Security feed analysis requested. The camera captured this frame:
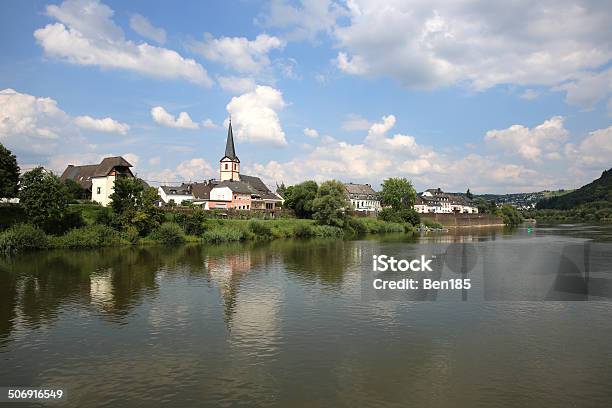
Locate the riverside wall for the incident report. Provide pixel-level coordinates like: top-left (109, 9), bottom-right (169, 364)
top-left (421, 213), bottom-right (504, 227)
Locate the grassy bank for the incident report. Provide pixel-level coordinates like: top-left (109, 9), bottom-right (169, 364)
top-left (0, 214), bottom-right (417, 254)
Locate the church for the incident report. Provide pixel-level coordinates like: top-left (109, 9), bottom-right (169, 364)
top-left (159, 121), bottom-right (283, 211)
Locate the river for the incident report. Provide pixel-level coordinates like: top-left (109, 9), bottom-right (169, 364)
top-left (1, 224), bottom-right (612, 407)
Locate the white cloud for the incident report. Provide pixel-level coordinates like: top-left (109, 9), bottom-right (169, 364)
top-left (565, 125), bottom-right (612, 167)
top-left (484, 116), bottom-right (569, 161)
top-left (129, 13), bottom-right (166, 44)
top-left (34, 0), bottom-right (212, 86)
top-left (202, 118), bottom-right (219, 129)
top-left (217, 76), bottom-right (257, 94)
top-left (341, 113), bottom-right (371, 131)
top-left (74, 115), bottom-right (129, 134)
top-left (148, 156), bottom-right (160, 166)
top-left (554, 68), bottom-right (612, 109)
top-left (151, 106), bottom-right (199, 129)
top-left (331, 1), bottom-right (611, 92)
top-left (226, 86), bottom-right (288, 146)
top-left (145, 158), bottom-right (214, 184)
top-left (303, 128), bottom-right (319, 138)
top-left (256, 0), bottom-right (347, 42)
top-left (189, 33), bottom-right (283, 74)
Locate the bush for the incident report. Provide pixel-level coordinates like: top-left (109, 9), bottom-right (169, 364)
top-left (312, 225), bottom-right (344, 238)
top-left (347, 217), bottom-right (369, 234)
top-left (0, 223), bottom-right (49, 253)
top-left (248, 220), bottom-right (273, 239)
top-left (379, 207), bottom-right (420, 225)
top-left (122, 225), bottom-right (140, 244)
top-left (421, 218), bottom-right (443, 229)
top-left (202, 227), bottom-right (246, 244)
top-left (293, 223), bottom-right (315, 238)
top-left (148, 222), bottom-right (186, 246)
top-left (53, 224), bottom-right (120, 248)
top-left (183, 211), bottom-right (208, 235)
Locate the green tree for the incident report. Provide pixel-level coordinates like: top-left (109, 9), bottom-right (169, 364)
top-left (64, 178), bottom-right (86, 201)
top-left (0, 143), bottom-right (20, 199)
top-left (380, 178), bottom-right (416, 210)
top-left (19, 167), bottom-right (68, 231)
top-left (110, 177), bottom-right (162, 235)
top-left (466, 188), bottom-right (474, 200)
top-left (312, 180), bottom-right (351, 227)
top-left (284, 180), bottom-right (318, 218)
top-left (499, 204), bottom-right (523, 226)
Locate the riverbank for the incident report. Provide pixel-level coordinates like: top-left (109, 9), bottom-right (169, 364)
top-left (0, 216), bottom-right (416, 254)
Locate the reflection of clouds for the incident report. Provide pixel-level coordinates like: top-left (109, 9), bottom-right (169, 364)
top-left (89, 269), bottom-right (113, 307)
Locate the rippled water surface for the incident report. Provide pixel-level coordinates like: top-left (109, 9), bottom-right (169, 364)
top-left (1, 225), bottom-right (612, 407)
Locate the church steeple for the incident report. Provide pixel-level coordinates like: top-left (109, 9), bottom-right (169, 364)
top-left (224, 119), bottom-right (238, 161)
top-left (220, 119), bottom-right (240, 181)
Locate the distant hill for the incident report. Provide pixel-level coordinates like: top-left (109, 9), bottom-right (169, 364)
top-left (536, 168), bottom-right (612, 210)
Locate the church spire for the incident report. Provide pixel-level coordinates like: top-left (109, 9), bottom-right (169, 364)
top-left (224, 119), bottom-right (238, 161)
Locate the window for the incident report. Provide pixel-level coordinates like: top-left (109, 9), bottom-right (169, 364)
top-left (233, 163), bottom-right (236, 170)
top-left (266, 203), bottom-right (274, 210)
top-left (97, 187), bottom-right (101, 194)
top-left (225, 163), bottom-right (228, 170)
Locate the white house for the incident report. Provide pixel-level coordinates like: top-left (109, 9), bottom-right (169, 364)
top-left (414, 188), bottom-right (478, 214)
top-left (343, 183), bottom-right (381, 213)
top-left (60, 156), bottom-right (134, 207)
top-left (158, 183), bottom-right (194, 205)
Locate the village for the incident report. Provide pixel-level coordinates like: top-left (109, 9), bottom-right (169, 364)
top-left (59, 121), bottom-right (479, 215)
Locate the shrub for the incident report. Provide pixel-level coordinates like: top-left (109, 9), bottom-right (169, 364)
top-left (202, 227), bottom-right (245, 244)
top-left (0, 224), bottom-right (49, 253)
top-left (379, 207), bottom-right (420, 226)
top-left (248, 220), bottom-right (273, 239)
top-left (421, 218), bottom-right (443, 229)
top-left (347, 217), bottom-right (368, 234)
top-left (148, 222), bottom-right (186, 246)
top-left (122, 225), bottom-right (140, 244)
top-left (293, 223), bottom-right (315, 238)
top-left (54, 224), bottom-right (120, 248)
top-left (183, 211), bottom-right (207, 236)
top-left (312, 225), bottom-right (344, 238)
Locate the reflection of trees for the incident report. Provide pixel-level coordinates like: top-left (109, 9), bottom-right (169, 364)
top-left (278, 239), bottom-right (356, 286)
top-left (0, 245), bottom-right (213, 341)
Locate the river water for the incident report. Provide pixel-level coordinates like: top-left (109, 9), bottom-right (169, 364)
top-left (1, 225), bottom-right (612, 407)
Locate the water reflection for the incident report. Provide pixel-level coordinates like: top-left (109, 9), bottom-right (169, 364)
top-left (0, 225), bottom-right (611, 407)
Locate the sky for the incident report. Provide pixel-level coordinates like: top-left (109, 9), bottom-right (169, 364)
top-left (0, 0), bottom-right (610, 193)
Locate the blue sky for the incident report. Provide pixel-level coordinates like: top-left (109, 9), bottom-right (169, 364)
top-left (0, 0), bottom-right (610, 193)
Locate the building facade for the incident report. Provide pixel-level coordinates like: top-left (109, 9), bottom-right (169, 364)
top-left (60, 156), bottom-right (134, 207)
top-left (343, 183), bottom-right (381, 213)
top-left (414, 188), bottom-right (478, 214)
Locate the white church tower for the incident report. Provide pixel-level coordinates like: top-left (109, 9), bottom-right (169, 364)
top-left (220, 120), bottom-right (240, 181)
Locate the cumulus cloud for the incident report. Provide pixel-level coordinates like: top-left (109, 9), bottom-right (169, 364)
top-left (202, 118), bottom-right (219, 129)
top-left (484, 116), bottom-right (569, 161)
top-left (330, 0), bottom-right (611, 94)
top-left (189, 33), bottom-right (283, 74)
top-left (34, 0), bottom-right (212, 86)
top-left (520, 89), bottom-right (540, 100)
top-left (565, 125), bottom-right (612, 167)
top-left (74, 115), bottom-right (129, 134)
top-left (217, 76), bottom-right (257, 94)
top-left (256, 0), bottom-right (347, 41)
top-left (151, 106), bottom-right (199, 129)
top-left (129, 13), bottom-right (166, 44)
top-left (226, 86), bottom-right (288, 146)
top-left (554, 68), bottom-right (612, 109)
top-left (303, 128), bottom-right (319, 138)
top-left (145, 158), bottom-right (214, 184)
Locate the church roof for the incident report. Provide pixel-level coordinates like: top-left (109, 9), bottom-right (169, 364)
top-left (60, 156), bottom-right (133, 190)
top-left (222, 121), bottom-right (239, 162)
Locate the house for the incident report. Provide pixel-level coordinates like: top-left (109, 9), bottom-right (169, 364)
top-left (158, 183), bottom-right (194, 205)
top-left (207, 121), bottom-right (283, 211)
top-left (60, 156), bottom-right (134, 206)
top-left (343, 182), bottom-right (381, 213)
top-left (414, 188), bottom-right (478, 214)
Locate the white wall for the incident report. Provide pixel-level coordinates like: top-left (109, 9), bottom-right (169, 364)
top-left (210, 186), bottom-right (232, 201)
top-left (158, 187), bottom-right (194, 204)
top-left (91, 176), bottom-right (116, 207)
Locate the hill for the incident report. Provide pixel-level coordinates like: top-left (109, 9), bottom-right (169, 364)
top-left (536, 168), bottom-right (612, 210)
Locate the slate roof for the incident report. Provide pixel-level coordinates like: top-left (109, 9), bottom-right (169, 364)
top-left (344, 183), bottom-right (378, 200)
top-left (160, 183), bottom-right (192, 196)
top-left (216, 180), bottom-right (255, 194)
top-left (191, 181), bottom-right (216, 200)
top-left (240, 174), bottom-right (280, 200)
top-left (60, 156), bottom-right (133, 190)
top-left (93, 156), bottom-right (133, 177)
top-left (60, 164), bottom-right (98, 190)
